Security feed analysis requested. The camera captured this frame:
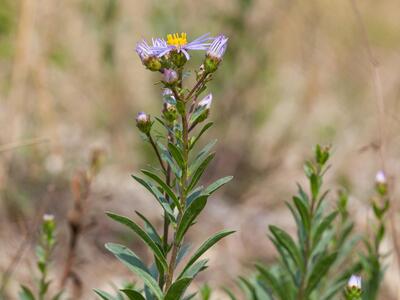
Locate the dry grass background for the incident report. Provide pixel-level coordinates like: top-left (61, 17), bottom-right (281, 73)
top-left (1, 0), bottom-right (400, 299)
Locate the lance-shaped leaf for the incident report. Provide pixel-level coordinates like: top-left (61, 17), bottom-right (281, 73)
top-left (157, 142), bottom-right (182, 178)
top-left (203, 176), bottom-right (233, 195)
top-left (176, 195), bottom-right (208, 244)
top-left (121, 289), bottom-right (146, 300)
top-left (180, 259), bottom-right (208, 279)
top-left (105, 243), bottom-right (163, 300)
top-left (135, 211), bottom-right (163, 250)
top-left (189, 140), bottom-right (217, 175)
top-left (179, 230), bottom-right (235, 278)
top-left (256, 264), bottom-right (286, 300)
top-left (131, 175), bottom-right (175, 221)
top-left (189, 122), bottom-right (213, 150)
top-left (269, 225), bottom-right (303, 271)
top-left (187, 153), bottom-right (215, 192)
top-left (305, 252), bottom-right (338, 295)
top-left (164, 277), bottom-right (192, 300)
top-left (19, 286), bottom-right (35, 300)
top-left (141, 170), bottom-right (181, 211)
top-left (168, 142), bottom-right (184, 169)
top-left (106, 213), bottom-right (167, 272)
top-left (94, 289), bottom-right (115, 300)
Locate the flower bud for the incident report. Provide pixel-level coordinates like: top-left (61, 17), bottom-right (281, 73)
top-left (346, 275), bottom-right (362, 299)
top-left (195, 94), bottom-right (212, 122)
top-left (204, 35), bottom-right (228, 73)
top-left (162, 68), bottom-right (179, 85)
top-left (162, 100), bottom-right (177, 123)
top-left (171, 51), bottom-right (187, 68)
top-left (43, 214), bottom-right (54, 222)
top-left (375, 170), bottom-right (388, 196)
top-left (135, 112), bottom-right (152, 134)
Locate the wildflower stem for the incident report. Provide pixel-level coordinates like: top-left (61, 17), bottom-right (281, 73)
top-left (165, 100), bottom-right (189, 290)
top-left (185, 73), bottom-right (207, 103)
top-left (147, 133), bottom-right (167, 173)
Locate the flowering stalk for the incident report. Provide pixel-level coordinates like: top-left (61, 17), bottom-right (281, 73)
top-left (96, 32), bottom-right (233, 300)
top-left (357, 171), bottom-right (389, 300)
top-left (19, 215), bottom-right (62, 300)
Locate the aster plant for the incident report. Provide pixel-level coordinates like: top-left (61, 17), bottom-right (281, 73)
top-left (95, 32), bottom-right (233, 300)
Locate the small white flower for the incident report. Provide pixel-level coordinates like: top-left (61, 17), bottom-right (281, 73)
top-left (198, 94), bottom-right (212, 109)
top-left (43, 214), bottom-right (54, 222)
top-left (375, 170), bottom-right (386, 184)
top-left (348, 275), bottom-right (362, 289)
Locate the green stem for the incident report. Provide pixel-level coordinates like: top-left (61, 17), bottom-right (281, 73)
top-left (165, 108), bottom-right (189, 290)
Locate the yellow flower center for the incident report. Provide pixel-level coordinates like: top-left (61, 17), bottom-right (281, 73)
top-left (167, 32), bottom-right (187, 47)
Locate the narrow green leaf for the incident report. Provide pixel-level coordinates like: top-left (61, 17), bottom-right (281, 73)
top-left (180, 230), bottom-right (235, 278)
top-left (141, 170), bottom-right (181, 210)
top-left (203, 176), bottom-right (233, 195)
top-left (256, 264), bottom-right (286, 300)
top-left (293, 196), bottom-right (310, 232)
top-left (121, 289), bottom-right (146, 300)
top-left (312, 211), bottom-right (338, 249)
top-left (180, 259), bottom-right (208, 279)
top-left (176, 195), bottom-right (208, 243)
top-left (94, 289), bottom-right (115, 300)
top-left (19, 286), bottom-right (35, 300)
top-left (106, 213), bottom-right (167, 272)
top-left (131, 175), bottom-right (175, 220)
top-left (135, 211), bottom-right (163, 250)
top-left (157, 142), bottom-right (182, 177)
top-left (189, 122), bottom-right (213, 150)
top-left (104, 243), bottom-right (163, 300)
top-left (306, 252), bottom-right (338, 295)
top-left (164, 277), bottom-right (192, 300)
top-left (269, 225), bottom-right (302, 270)
top-left (223, 287), bottom-right (238, 300)
top-left (168, 142), bottom-right (184, 169)
top-left (188, 153), bottom-right (215, 192)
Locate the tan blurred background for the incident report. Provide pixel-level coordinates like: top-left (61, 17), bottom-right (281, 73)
top-left (1, 0), bottom-right (400, 299)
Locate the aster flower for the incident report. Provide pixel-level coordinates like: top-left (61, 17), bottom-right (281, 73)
top-left (135, 39), bottom-right (162, 71)
top-left (204, 34), bottom-right (228, 73)
top-left (152, 32), bottom-right (213, 60)
top-left (207, 34), bottom-right (228, 60)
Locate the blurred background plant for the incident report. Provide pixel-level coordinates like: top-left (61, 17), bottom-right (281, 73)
top-left (1, 0), bottom-right (400, 299)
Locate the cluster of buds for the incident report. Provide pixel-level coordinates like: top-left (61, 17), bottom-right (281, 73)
top-left (134, 32), bottom-right (228, 133)
top-left (345, 275), bottom-right (362, 300)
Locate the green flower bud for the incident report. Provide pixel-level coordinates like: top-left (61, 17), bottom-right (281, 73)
top-left (204, 56), bottom-right (220, 74)
top-left (345, 275), bottom-right (362, 300)
top-left (171, 51), bottom-right (187, 68)
top-left (143, 56), bottom-right (162, 71)
top-left (375, 170), bottom-right (388, 196)
top-left (163, 102), bottom-right (177, 123)
top-left (195, 94), bottom-right (212, 123)
top-left (136, 112), bottom-right (152, 134)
